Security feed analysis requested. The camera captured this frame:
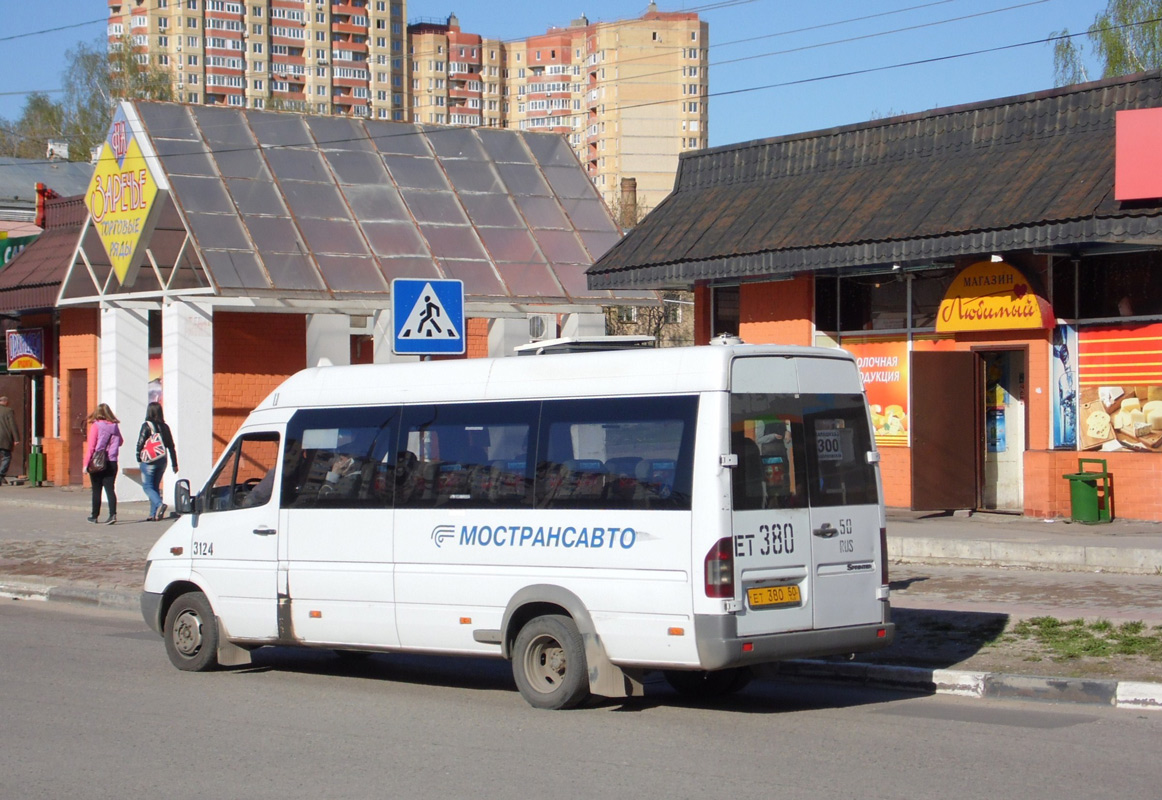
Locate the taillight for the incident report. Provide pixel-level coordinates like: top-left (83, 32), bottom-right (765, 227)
top-left (704, 536), bottom-right (734, 598)
top-left (880, 526), bottom-right (889, 585)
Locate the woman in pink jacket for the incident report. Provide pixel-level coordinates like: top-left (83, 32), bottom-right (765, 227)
top-left (84, 403), bottom-right (124, 524)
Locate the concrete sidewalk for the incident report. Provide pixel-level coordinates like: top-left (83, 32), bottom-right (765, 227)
top-left (2, 483), bottom-right (1160, 710)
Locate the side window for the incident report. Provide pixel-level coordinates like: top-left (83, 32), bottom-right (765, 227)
top-left (397, 401), bottom-right (538, 509)
top-left (730, 395), bottom-right (808, 511)
top-left (203, 432), bottom-right (281, 513)
top-left (281, 406), bottom-right (400, 509)
top-left (537, 396), bottom-right (698, 510)
top-left (804, 396), bottom-right (879, 507)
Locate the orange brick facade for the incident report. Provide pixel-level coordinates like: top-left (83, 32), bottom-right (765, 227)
top-left (693, 275), bottom-right (1161, 521)
top-left (211, 312), bottom-right (306, 462)
top-left (53, 308), bottom-right (100, 487)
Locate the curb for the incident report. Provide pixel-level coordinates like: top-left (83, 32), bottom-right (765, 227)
top-left (762, 660), bottom-right (1162, 712)
top-left (6, 577), bottom-right (1162, 712)
top-left (887, 536), bottom-right (1162, 575)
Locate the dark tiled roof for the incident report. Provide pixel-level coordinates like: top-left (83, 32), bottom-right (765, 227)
top-left (0, 196), bottom-right (86, 313)
top-left (589, 71), bottom-right (1162, 289)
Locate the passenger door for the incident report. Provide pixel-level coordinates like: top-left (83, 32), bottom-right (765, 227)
top-left (280, 406), bottom-right (400, 648)
top-left (191, 431), bottom-right (282, 642)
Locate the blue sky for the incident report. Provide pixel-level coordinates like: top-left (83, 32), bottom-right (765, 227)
top-left (0, 0), bottom-right (1111, 148)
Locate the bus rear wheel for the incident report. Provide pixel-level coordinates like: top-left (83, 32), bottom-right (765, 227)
top-left (164, 591), bottom-right (220, 672)
top-left (512, 614), bottom-right (590, 710)
top-left (663, 667), bottom-right (752, 699)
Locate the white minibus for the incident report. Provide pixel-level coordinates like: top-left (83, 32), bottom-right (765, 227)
top-left (141, 339), bottom-right (894, 709)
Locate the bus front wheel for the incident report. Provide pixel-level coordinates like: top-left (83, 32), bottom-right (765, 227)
top-left (512, 614), bottom-right (590, 710)
top-left (164, 591), bottom-right (220, 672)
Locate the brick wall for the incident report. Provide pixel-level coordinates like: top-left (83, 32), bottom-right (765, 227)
top-left (466, 317), bottom-right (489, 358)
top-left (880, 446), bottom-right (912, 509)
top-left (1025, 450), bottom-right (1162, 521)
top-left (212, 312), bottom-right (306, 461)
top-left (55, 308), bottom-right (100, 486)
top-left (739, 277), bottom-right (814, 345)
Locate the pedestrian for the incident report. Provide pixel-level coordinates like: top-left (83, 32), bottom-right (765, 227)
top-left (136, 401), bottom-right (178, 521)
top-left (84, 403), bottom-right (123, 525)
top-left (0, 395), bottom-right (20, 486)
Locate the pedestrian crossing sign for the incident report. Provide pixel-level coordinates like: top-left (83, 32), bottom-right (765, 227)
top-left (391, 278), bottom-right (466, 355)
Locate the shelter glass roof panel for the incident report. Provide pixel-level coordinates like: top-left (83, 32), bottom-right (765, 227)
top-left (383, 154), bottom-right (450, 190)
top-left (496, 263), bottom-right (566, 298)
top-left (533, 229), bottom-right (588, 264)
top-left (438, 259), bottom-right (507, 296)
top-left (323, 150), bottom-right (392, 185)
top-left (169, 175), bottom-right (235, 215)
top-left (522, 133), bottom-right (579, 167)
top-left (477, 128), bottom-right (534, 163)
top-left (226, 178), bottom-right (289, 216)
top-left (541, 166), bottom-right (597, 200)
top-left (515, 195), bottom-right (569, 230)
top-left (560, 197), bottom-right (618, 232)
top-left (362, 221), bottom-right (431, 257)
top-left (247, 111), bottom-right (312, 148)
top-left (421, 224), bottom-right (488, 260)
top-left (579, 230), bottom-right (621, 261)
top-left (553, 263), bottom-right (613, 300)
top-left (213, 148), bottom-right (271, 180)
top-left (297, 218), bottom-right (370, 256)
top-left (201, 249), bottom-right (269, 289)
top-left (316, 254), bottom-right (390, 292)
top-left (377, 255), bottom-right (443, 283)
top-left (425, 126), bottom-right (489, 162)
top-left (478, 227), bottom-right (545, 264)
top-left (264, 147), bottom-right (332, 183)
top-left (402, 190), bottom-right (468, 225)
top-left (137, 102), bottom-right (200, 140)
top-left (441, 159), bottom-right (504, 195)
top-left (185, 212), bottom-right (253, 251)
top-left (152, 138), bottom-right (217, 177)
top-left (366, 121), bottom-right (432, 156)
top-left (282, 180), bottom-right (349, 219)
top-left (496, 162), bottom-right (551, 196)
top-left (305, 116), bottom-right (375, 152)
top-left (340, 184), bottom-right (410, 222)
top-left (243, 216), bottom-right (305, 254)
top-left (261, 253), bottom-right (326, 291)
top-left (460, 193), bottom-right (523, 228)
top-left (191, 106), bottom-right (256, 148)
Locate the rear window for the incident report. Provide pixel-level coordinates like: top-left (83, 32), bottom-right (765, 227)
top-left (731, 393), bottom-right (878, 509)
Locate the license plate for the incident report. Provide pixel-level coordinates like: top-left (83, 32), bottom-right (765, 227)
top-left (747, 584), bottom-right (802, 608)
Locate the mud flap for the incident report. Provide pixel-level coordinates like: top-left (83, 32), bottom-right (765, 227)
top-left (584, 633), bottom-right (644, 699)
top-left (216, 617), bottom-right (253, 667)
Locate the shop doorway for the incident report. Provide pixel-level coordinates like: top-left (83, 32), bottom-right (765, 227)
top-left (980, 349), bottom-right (1026, 512)
top-left (911, 349), bottom-right (1026, 512)
top-left (911, 351), bottom-right (979, 510)
top-left (68, 369), bottom-right (88, 484)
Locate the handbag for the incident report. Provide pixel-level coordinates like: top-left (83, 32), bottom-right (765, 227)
top-left (87, 447), bottom-right (108, 474)
top-left (140, 422), bottom-right (167, 464)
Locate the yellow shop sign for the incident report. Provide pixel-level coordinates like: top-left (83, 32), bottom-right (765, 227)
top-left (936, 260), bottom-right (1053, 333)
top-left (85, 106), bottom-right (163, 286)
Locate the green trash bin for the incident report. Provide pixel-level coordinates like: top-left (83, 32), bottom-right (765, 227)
top-left (26, 446), bottom-right (46, 486)
top-left (1062, 458), bottom-right (1113, 524)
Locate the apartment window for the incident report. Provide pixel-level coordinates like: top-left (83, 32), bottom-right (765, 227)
top-left (253, 79), bottom-right (263, 89)
top-left (252, 23), bottom-right (262, 34)
top-left (188, 55), bottom-right (199, 65)
top-left (252, 6), bottom-right (262, 16)
top-left (252, 42), bottom-right (263, 53)
top-left (691, 31), bottom-right (698, 40)
top-left (186, 17), bottom-right (198, 28)
top-left (158, 36), bottom-right (169, 46)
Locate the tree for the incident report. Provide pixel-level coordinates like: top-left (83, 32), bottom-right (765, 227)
top-left (1053, 0), bottom-right (1162, 86)
top-left (61, 36), bottom-right (173, 159)
top-left (0, 93), bottom-right (66, 159)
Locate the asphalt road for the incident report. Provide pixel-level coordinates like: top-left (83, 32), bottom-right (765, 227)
top-left (4, 601), bottom-right (1161, 800)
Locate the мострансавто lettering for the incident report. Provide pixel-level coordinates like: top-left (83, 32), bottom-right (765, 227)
top-left (460, 524), bottom-right (637, 549)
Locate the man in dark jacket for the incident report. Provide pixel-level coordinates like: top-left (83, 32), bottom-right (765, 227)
top-left (0, 396), bottom-right (20, 485)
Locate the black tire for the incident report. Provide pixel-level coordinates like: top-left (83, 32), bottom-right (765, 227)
top-left (663, 667), bottom-right (752, 699)
top-left (511, 614), bottom-right (590, 710)
top-left (163, 591), bottom-right (220, 672)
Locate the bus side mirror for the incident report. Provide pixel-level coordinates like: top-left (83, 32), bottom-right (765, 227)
top-left (174, 479), bottom-right (196, 516)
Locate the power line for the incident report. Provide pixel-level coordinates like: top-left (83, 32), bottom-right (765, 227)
top-left (0, 18), bottom-right (106, 44)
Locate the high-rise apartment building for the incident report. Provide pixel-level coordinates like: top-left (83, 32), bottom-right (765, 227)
top-left (111, 2), bottom-right (707, 212)
top-left (109, 0), bottom-right (409, 119)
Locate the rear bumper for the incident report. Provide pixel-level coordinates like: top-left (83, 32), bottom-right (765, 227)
top-left (694, 606), bottom-right (895, 670)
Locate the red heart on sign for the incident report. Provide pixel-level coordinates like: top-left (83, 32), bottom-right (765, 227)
top-left (1013, 283), bottom-right (1028, 298)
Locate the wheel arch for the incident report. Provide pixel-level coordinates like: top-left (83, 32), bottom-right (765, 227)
top-left (500, 585), bottom-right (644, 700)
